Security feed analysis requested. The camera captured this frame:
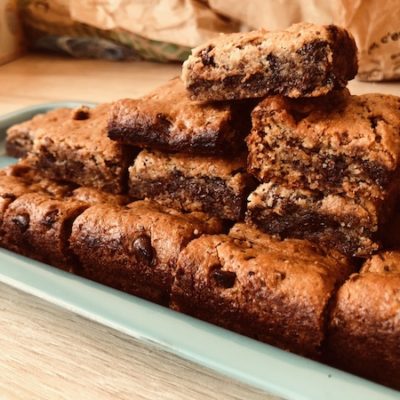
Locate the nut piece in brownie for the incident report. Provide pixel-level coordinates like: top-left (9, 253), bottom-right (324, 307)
top-left (28, 104), bottom-right (133, 193)
top-left (6, 108), bottom-right (72, 158)
top-left (182, 23), bottom-right (357, 101)
top-left (247, 91), bottom-right (400, 200)
top-left (245, 182), bottom-right (399, 257)
top-left (108, 78), bottom-right (253, 156)
top-left (171, 223), bottom-right (353, 358)
top-left (70, 200), bottom-right (223, 305)
top-left (129, 149), bottom-right (255, 220)
top-left (327, 252), bottom-right (400, 389)
top-left (2, 192), bottom-right (88, 271)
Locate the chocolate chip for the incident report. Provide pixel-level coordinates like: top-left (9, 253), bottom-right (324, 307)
top-left (274, 271), bottom-right (286, 281)
top-left (384, 265), bottom-right (391, 272)
top-left (291, 109), bottom-right (310, 124)
top-left (133, 234), bottom-right (154, 265)
top-left (41, 209), bottom-right (59, 228)
top-left (200, 45), bottom-right (215, 67)
top-left (12, 213), bottom-right (30, 232)
top-left (296, 39), bottom-right (328, 63)
top-left (72, 107), bottom-right (90, 120)
top-left (1, 193), bottom-right (16, 200)
top-left (211, 267), bottom-right (236, 288)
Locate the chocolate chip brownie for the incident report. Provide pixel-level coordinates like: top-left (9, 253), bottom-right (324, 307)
top-left (128, 149), bottom-right (255, 220)
top-left (4, 159), bottom-right (77, 198)
top-left (327, 253), bottom-right (400, 389)
top-left (6, 108), bottom-right (71, 158)
top-left (70, 200), bottom-right (223, 305)
top-left (108, 78), bottom-right (253, 155)
top-left (27, 104), bottom-right (133, 193)
top-left (2, 192), bottom-right (88, 271)
top-left (171, 223), bottom-right (353, 358)
top-left (182, 23), bottom-right (357, 101)
top-left (245, 182), bottom-right (399, 256)
top-left (247, 92), bottom-right (400, 200)
top-left (0, 174), bottom-right (34, 230)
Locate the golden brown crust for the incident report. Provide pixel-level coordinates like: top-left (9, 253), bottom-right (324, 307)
top-left (182, 23), bottom-right (358, 100)
top-left (327, 269), bottom-right (400, 389)
top-left (108, 78), bottom-right (253, 155)
top-left (25, 104), bottom-right (132, 193)
top-left (128, 149), bottom-right (255, 220)
top-left (171, 223), bottom-right (353, 357)
top-left (1, 192), bottom-right (88, 271)
top-left (247, 91), bottom-right (400, 199)
top-left (70, 200), bottom-right (223, 305)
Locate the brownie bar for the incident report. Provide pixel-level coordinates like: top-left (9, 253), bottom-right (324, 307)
top-left (2, 192), bottom-right (88, 271)
top-left (327, 252), bottom-right (400, 389)
top-left (4, 159), bottom-right (77, 198)
top-left (245, 182), bottom-right (399, 256)
top-left (27, 104), bottom-right (133, 193)
top-left (70, 200), bottom-right (223, 305)
top-left (6, 108), bottom-right (71, 158)
top-left (129, 149), bottom-right (255, 220)
top-left (247, 92), bottom-right (400, 200)
top-left (182, 23), bottom-right (357, 101)
top-left (5, 160), bottom-right (130, 205)
top-left (0, 174), bottom-right (34, 230)
top-left (171, 223), bottom-right (353, 358)
top-left (108, 78), bottom-right (253, 155)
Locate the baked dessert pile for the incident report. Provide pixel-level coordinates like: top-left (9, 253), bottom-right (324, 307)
top-left (4, 22), bottom-right (400, 390)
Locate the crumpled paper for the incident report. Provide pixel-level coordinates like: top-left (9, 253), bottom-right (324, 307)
top-left (69, 0), bottom-right (239, 48)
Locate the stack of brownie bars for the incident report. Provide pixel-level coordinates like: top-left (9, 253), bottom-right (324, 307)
top-left (3, 22), bottom-right (400, 390)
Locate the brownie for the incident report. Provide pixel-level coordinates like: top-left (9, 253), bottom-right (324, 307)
top-left (182, 23), bottom-right (357, 101)
top-left (6, 108), bottom-right (71, 158)
top-left (4, 159), bottom-right (77, 198)
top-left (70, 200), bottom-right (223, 305)
top-left (327, 252), bottom-right (400, 389)
top-left (245, 182), bottom-right (399, 257)
top-left (71, 187), bottom-right (129, 206)
top-left (171, 223), bottom-right (353, 358)
top-left (108, 78), bottom-right (253, 155)
top-left (27, 104), bottom-right (133, 193)
top-left (0, 174), bottom-right (34, 230)
top-left (128, 149), bottom-right (255, 220)
top-left (247, 91), bottom-right (400, 200)
top-left (1, 192), bottom-right (88, 271)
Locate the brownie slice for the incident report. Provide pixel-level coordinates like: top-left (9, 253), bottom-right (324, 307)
top-left (326, 252), bottom-right (400, 389)
top-left (2, 192), bottom-right (88, 271)
top-left (171, 223), bottom-right (353, 358)
top-left (245, 182), bottom-right (399, 257)
top-left (27, 104), bottom-right (133, 193)
top-left (70, 200), bottom-right (223, 305)
top-left (182, 23), bottom-right (357, 101)
top-left (129, 149), bottom-right (255, 220)
top-left (4, 159), bottom-right (77, 198)
top-left (6, 108), bottom-right (71, 158)
top-left (0, 174), bottom-right (34, 230)
top-left (247, 91), bottom-right (400, 200)
top-left (108, 78), bottom-right (253, 156)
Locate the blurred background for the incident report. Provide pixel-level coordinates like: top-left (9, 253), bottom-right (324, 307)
top-left (2, 0), bottom-right (400, 81)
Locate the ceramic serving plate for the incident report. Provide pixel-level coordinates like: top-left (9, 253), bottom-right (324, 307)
top-left (0, 103), bottom-right (398, 400)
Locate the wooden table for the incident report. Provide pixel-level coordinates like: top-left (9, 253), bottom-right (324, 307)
top-left (0, 54), bottom-right (399, 400)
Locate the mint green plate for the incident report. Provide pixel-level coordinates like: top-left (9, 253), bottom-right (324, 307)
top-left (0, 104), bottom-right (398, 400)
